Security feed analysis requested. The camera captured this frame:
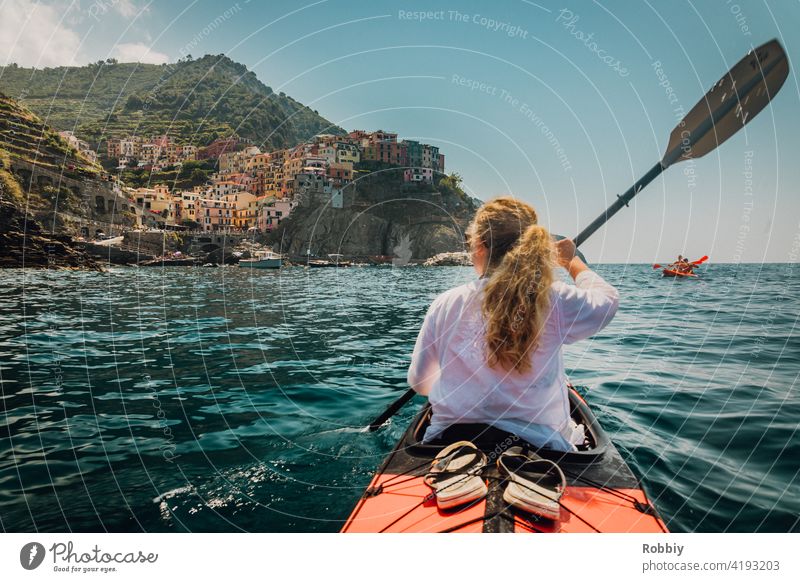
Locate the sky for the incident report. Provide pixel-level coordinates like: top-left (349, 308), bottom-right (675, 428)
top-left (1, 0), bottom-right (799, 262)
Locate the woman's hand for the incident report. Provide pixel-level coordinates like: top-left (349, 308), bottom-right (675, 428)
top-left (554, 238), bottom-right (576, 268)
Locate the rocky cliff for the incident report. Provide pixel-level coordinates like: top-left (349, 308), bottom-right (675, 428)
top-left (0, 195), bottom-right (101, 270)
top-left (272, 171), bottom-right (478, 261)
top-left (0, 94), bottom-right (110, 269)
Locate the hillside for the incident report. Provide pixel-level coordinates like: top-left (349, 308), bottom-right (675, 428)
top-left (0, 55), bottom-right (344, 152)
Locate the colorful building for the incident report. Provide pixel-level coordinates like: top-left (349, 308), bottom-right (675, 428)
top-left (327, 162), bottom-right (353, 187)
top-left (200, 198), bottom-right (234, 232)
top-left (403, 167), bottom-right (434, 183)
top-left (256, 196), bottom-right (295, 232)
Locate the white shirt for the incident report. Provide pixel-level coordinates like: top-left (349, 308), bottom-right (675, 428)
top-left (407, 270), bottom-right (619, 450)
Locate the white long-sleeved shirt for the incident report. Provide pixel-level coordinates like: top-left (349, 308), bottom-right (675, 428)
top-left (407, 270), bottom-right (619, 450)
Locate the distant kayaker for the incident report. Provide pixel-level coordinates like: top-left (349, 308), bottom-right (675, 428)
top-left (407, 196), bottom-right (619, 451)
top-left (669, 255), bottom-right (684, 270)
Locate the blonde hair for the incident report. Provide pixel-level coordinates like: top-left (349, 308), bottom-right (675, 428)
top-left (467, 196), bottom-right (555, 373)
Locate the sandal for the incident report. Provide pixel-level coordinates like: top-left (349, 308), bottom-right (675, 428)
top-left (498, 447), bottom-right (566, 520)
top-left (424, 441), bottom-right (487, 510)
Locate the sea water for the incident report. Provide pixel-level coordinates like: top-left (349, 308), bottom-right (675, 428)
top-left (0, 264), bottom-right (797, 532)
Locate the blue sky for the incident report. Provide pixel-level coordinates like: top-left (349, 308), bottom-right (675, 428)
top-left (2, 0), bottom-right (799, 262)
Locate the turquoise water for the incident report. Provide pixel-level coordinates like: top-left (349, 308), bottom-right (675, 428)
top-left (0, 264), bottom-right (797, 532)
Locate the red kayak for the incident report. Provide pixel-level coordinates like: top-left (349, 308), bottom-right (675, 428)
top-left (654, 256), bottom-right (707, 278)
top-left (343, 388), bottom-right (667, 533)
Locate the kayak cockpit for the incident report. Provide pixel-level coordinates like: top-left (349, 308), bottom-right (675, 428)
top-left (401, 388), bottom-right (610, 464)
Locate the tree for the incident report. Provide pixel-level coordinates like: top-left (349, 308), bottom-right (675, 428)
top-left (190, 168), bottom-right (207, 184)
top-left (124, 94), bottom-right (143, 110)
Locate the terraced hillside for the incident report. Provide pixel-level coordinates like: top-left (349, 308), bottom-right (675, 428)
top-left (0, 92), bottom-right (100, 179)
top-left (0, 55), bottom-right (344, 153)
top-left (0, 92), bottom-right (137, 247)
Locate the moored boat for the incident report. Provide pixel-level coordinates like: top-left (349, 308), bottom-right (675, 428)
top-left (239, 251), bottom-right (282, 269)
top-left (307, 254), bottom-right (352, 268)
top-left (343, 388), bottom-right (668, 533)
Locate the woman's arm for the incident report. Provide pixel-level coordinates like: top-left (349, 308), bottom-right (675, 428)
top-left (553, 238), bottom-right (619, 343)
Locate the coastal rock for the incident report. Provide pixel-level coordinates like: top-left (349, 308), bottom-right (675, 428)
top-left (272, 172), bottom-right (477, 261)
top-left (77, 241), bottom-right (153, 265)
top-left (205, 247), bottom-right (240, 265)
top-left (423, 251), bottom-right (473, 267)
top-left (0, 196), bottom-right (102, 270)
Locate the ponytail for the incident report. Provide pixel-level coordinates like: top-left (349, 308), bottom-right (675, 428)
top-left (474, 199), bottom-right (555, 373)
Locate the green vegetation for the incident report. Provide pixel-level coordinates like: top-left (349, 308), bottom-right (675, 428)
top-left (0, 93), bottom-right (100, 178)
top-left (119, 159), bottom-right (216, 189)
top-left (436, 172), bottom-right (463, 195)
top-left (0, 161), bottom-right (24, 203)
top-left (0, 55), bottom-right (344, 153)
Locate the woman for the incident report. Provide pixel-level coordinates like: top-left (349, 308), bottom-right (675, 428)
top-left (407, 196), bottom-right (619, 451)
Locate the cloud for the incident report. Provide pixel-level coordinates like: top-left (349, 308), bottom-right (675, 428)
top-left (113, 0), bottom-right (147, 19)
top-left (0, 0), bottom-right (82, 67)
top-left (112, 42), bottom-right (169, 64)
top-left (86, 0), bottom-right (149, 22)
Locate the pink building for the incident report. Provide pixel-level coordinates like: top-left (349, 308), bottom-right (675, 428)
top-left (256, 197), bottom-right (294, 232)
top-left (403, 167), bottom-right (433, 183)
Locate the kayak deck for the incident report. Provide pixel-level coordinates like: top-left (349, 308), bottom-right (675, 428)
top-left (343, 389), bottom-right (668, 533)
top-left (662, 268), bottom-right (697, 277)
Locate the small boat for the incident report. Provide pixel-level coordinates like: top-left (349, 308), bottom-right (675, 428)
top-left (239, 251), bottom-right (282, 269)
top-left (342, 388), bottom-right (668, 533)
top-left (662, 268), bottom-right (697, 278)
top-left (307, 254), bottom-right (352, 268)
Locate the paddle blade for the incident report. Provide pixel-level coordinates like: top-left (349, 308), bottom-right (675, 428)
top-left (663, 39), bottom-right (789, 166)
top-left (652, 263), bottom-right (663, 269)
top-left (691, 255), bottom-right (709, 265)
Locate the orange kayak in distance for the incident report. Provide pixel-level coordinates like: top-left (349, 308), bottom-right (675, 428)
top-left (662, 268), bottom-right (697, 278)
top-left (342, 388), bottom-right (668, 533)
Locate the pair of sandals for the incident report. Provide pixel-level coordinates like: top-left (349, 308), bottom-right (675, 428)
top-left (424, 441), bottom-right (566, 520)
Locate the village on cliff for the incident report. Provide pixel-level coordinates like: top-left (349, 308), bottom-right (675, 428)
top-left (62, 129), bottom-right (446, 237)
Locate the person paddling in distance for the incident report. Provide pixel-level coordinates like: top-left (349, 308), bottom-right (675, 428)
top-left (407, 196), bottom-right (619, 452)
top-left (669, 255), bottom-right (685, 271)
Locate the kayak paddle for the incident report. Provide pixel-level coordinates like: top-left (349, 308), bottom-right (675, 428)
top-left (366, 389), bottom-right (416, 431)
top-left (367, 40), bottom-right (788, 432)
top-left (574, 39), bottom-right (788, 247)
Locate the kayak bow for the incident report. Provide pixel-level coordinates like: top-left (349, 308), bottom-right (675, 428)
top-left (343, 388), bottom-right (668, 533)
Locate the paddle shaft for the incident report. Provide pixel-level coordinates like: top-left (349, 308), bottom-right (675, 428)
top-left (573, 161), bottom-right (665, 248)
top-left (367, 388), bottom-right (415, 431)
